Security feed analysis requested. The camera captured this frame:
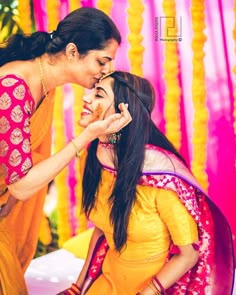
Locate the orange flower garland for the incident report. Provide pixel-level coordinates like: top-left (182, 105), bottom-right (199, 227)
top-left (39, 213), bottom-right (52, 246)
top-left (162, 0), bottom-right (181, 150)
top-left (69, 0), bottom-right (82, 12)
top-left (46, 0), bottom-right (71, 245)
top-left (71, 84), bottom-right (88, 234)
top-left (47, 0), bottom-right (60, 31)
top-left (127, 0), bottom-right (145, 76)
top-left (53, 87), bottom-right (72, 246)
top-left (191, 0), bottom-right (208, 190)
top-left (97, 0), bottom-right (113, 15)
top-left (18, 0), bottom-right (32, 33)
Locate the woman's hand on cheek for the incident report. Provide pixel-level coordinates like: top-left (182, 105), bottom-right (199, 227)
top-left (86, 103), bottom-right (131, 138)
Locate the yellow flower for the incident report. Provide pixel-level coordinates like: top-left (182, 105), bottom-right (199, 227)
top-left (127, 0), bottom-right (145, 76)
top-left (191, 0), bottom-right (208, 191)
top-left (162, 0), bottom-right (181, 150)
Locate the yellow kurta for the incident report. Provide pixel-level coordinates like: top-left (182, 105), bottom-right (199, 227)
top-left (87, 169), bottom-right (198, 295)
top-left (0, 91), bottom-right (54, 295)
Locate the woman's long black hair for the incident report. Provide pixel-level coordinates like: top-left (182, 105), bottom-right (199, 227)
top-left (0, 7), bottom-right (121, 66)
top-left (82, 71), bottom-right (187, 251)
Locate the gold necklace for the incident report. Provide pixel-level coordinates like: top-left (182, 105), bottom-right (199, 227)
top-left (38, 57), bottom-right (48, 98)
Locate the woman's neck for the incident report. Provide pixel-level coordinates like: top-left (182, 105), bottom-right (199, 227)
top-left (96, 141), bottom-right (116, 169)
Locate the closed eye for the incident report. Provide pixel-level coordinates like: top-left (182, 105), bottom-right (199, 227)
top-left (98, 60), bottom-right (106, 66)
top-left (95, 94), bottom-right (104, 98)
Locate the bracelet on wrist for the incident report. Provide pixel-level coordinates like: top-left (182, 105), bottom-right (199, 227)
top-left (151, 276), bottom-right (166, 295)
top-left (71, 139), bottom-right (80, 158)
top-left (64, 283), bottom-right (81, 295)
top-left (148, 280), bottom-right (162, 295)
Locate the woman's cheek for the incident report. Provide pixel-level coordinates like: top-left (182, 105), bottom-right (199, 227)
top-left (92, 103), bottom-right (103, 121)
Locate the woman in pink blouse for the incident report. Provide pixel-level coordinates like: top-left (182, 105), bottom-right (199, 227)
top-left (0, 7), bottom-right (131, 295)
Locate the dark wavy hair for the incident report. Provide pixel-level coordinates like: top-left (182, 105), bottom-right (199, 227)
top-left (0, 7), bottom-right (121, 66)
top-left (82, 71), bottom-right (187, 251)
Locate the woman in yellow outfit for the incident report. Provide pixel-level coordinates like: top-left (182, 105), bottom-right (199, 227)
top-left (0, 8), bottom-right (132, 295)
top-left (61, 71), bottom-right (234, 295)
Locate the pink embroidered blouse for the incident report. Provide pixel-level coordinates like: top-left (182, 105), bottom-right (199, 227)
top-left (0, 74), bottom-right (35, 185)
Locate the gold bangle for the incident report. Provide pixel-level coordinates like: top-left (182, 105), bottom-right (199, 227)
top-left (71, 139), bottom-right (80, 158)
top-left (148, 281), bottom-right (161, 295)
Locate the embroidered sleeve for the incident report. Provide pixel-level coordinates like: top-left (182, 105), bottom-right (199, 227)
top-left (0, 75), bottom-right (35, 185)
top-left (156, 188), bottom-right (198, 245)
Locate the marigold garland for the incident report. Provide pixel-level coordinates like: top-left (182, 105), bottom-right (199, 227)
top-left (191, 0), bottom-right (208, 190)
top-left (127, 0), bottom-right (145, 76)
top-left (69, 0), bottom-right (81, 12)
top-left (96, 0), bottom-right (113, 15)
top-left (53, 87), bottom-right (72, 246)
top-left (18, 0), bottom-right (32, 34)
top-left (162, 0), bottom-right (181, 150)
top-left (39, 213), bottom-right (52, 246)
top-left (71, 84), bottom-right (88, 234)
top-left (46, 0), bottom-right (72, 246)
top-left (47, 0), bottom-right (60, 31)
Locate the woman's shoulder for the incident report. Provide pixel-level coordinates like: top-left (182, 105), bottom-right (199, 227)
top-left (0, 73), bottom-right (35, 113)
top-left (0, 73), bottom-right (26, 86)
top-left (142, 144), bottom-right (206, 195)
top-left (143, 144), bottom-right (182, 172)
top-left (0, 60), bottom-right (34, 89)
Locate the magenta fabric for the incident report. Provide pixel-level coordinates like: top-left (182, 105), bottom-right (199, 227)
top-left (33, 0), bottom-right (48, 31)
top-left (0, 75), bottom-right (35, 184)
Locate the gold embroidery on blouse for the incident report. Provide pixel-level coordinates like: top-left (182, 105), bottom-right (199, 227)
top-left (10, 128), bottom-right (23, 145)
top-left (0, 140), bottom-right (9, 157)
top-left (0, 116), bottom-right (10, 134)
top-left (0, 92), bottom-right (11, 110)
top-left (1, 77), bottom-right (18, 87)
top-left (23, 118), bottom-right (30, 133)
top-left (24, 100), bottom-right (32, 114)
top-left (9, 149), bottom-right (22, 167)
top-left (9, 171), bottom-right (20, 183)
top-left (22, 139), bottom-right (30, 153)
top-left (11, 105), bottom-right (23, 123)
top-left (21, 158), bottom-right (32, 172)
top-left (13, 84), bottom-right (26, 100)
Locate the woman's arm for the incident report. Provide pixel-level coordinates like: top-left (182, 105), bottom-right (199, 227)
top-left (75, 227), bottom-right (104, 290)
top-left (7, 103), bottom-right (131, 200)
top-left (139, 188), bottom-right (199, 295)
top-left (140, 244), bottom-right (199, 295)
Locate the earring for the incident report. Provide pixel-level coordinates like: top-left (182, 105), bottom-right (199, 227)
top-left (108, 132), bottom-right (121, 144)
top-left (68, 57), bottom-right (72, 61)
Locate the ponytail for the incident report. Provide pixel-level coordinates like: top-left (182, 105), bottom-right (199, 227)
top-left (0, 31), bottom-right (51, 66)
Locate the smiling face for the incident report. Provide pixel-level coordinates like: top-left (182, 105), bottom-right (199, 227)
top-left (67, 39), bottom-right (118, 89)
top-left (79, 76), bottom-right (115, 127)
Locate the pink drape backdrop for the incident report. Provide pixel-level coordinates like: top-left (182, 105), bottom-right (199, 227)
top-left (33, 0), bottom-right (236, 253)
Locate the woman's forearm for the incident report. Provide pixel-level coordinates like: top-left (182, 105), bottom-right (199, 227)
top-left (7, 103), bottom-right (131, 200)
top-left (7, 129), bottom-right (94, 200)
top-left (75, 227), bottom-right (104, 289)
top-left (155, 245), bottom-right (199, 289)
